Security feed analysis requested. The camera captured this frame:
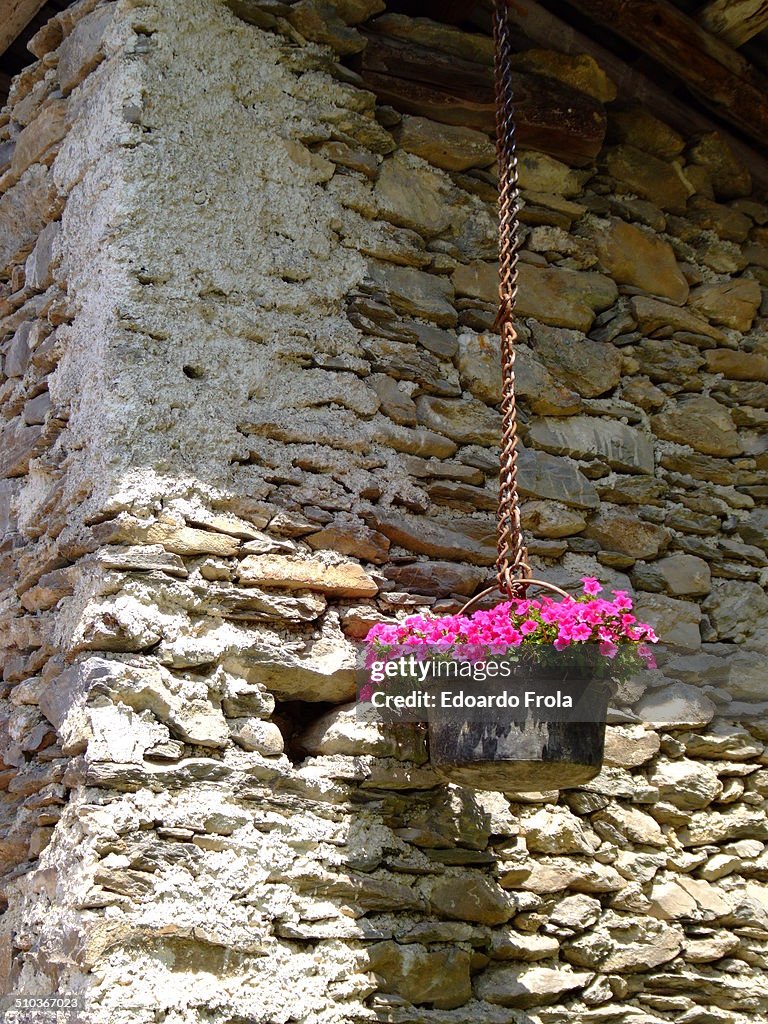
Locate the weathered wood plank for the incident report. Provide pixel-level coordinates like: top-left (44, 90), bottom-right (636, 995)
top-left (361, 32), bottom-right (607, 164)
top-left (362, 33), bottom-right (493, 93)
top-left (698, 0), bottom-right (768, 47)
top-left (376, 2), bottom-right (768, 184)
top-left (0, 0), bottom-right (48, 58)
top-left (485, 0), bottom-right (768, 190)
top-left (362, 68), bottom-right (495, 129)
top-left (558, 0), bottom-right (768, 147)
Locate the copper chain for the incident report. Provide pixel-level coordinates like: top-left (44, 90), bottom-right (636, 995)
top-left (493, 0), bottom-right (531, 599)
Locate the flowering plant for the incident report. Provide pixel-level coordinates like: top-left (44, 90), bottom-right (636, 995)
top-left (365, 577), bottom-right (658, 680)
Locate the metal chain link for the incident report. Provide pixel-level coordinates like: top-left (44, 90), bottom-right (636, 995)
top-left (493, 0), bottom-right (531, 600)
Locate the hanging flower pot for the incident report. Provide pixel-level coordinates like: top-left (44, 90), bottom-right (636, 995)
top-left (359, 2), bottom-right (662, 794)
top-left (363, 577), bottom-right (658, 792)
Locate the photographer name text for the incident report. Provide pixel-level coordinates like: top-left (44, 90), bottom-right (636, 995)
top-left (369, 689), bottom-right (573, 710)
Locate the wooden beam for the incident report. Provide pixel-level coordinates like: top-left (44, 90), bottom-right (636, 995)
top-left (420, 0), bottom-right (768, 188)
top-left (556, 0), bottom-right (768, 148)
top-left (486, 0), bottom-right (768, 191)
top-left (0, 0), bottom-right (48, 58)
top-left (698, 0), bottom-right (768, 47)
top-left (363, 34), bottom-right (493, 95)
top-left (361, 30), bottom-right (607, 164)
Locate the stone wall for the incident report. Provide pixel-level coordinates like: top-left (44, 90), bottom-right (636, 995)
top-left (1, 0), bottom-right (767, 1021)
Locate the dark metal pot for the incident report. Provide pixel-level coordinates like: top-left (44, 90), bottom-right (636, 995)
top-left (426, 668), bottom-right (612, 792)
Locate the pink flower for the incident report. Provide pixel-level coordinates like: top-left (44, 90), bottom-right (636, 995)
top-left (365, 623), bottom-right (399, 645)
top-left (638, 644), bottom-right (657, 669)
top-left (581, 604), bottom-right (605, 626)
top-left (599, 640), bottom-right (618, 659)
top-left (363, 583), bottom-right (659, 673)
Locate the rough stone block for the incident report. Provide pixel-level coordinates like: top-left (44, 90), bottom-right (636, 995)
top-left (514, 49), bottom-right (616, 102)
top-left (703, 580), bottom-right (768, 641)
top-left (527, 416), bottom-right (654, 474)
top-left (0, 422), bottom-right (45, 478)
top-left (529, 322), bottom-right (623, 397)
top-left (286, 0), bottom-right (366, 54)
top-left (648, 758), bottom-right (721, 809)
top-left (634, 593), bottom-right (702, 651)
top-left (517, 446), bottom-right (599, 508)
top-left (24, 221), bottom-right (60, 291)
top-left (608, 105), bottom-right (685, 158)
top-left (306, 520), bottom-right (390, 563)
top-left (415, 394), bottom-right (502, 445)
top-left (429, 875), bottom-right (514, 925)
top-left (366, 261), bottom-right (457, 326)
top-left (476, 963), bottom-right (593, 1007)
top-left (396, 116), bottom-right (495, 172)
top-left (652, 396), bottom-right (742, 457)
top-left (0, 165), bottom-right (57, 273)
top-left (635, 553), bottom-right (712, 597)
top-left (373, 154), bottom-right (453, 238)
top-left (687, 131), bottom-right (752, 199)
top-left (565, 912), bottom-right (683, 972)
top-left (594, 218), bottom-right (688, 304)
top-left (516, 263), bottom-right (618, 332)
top-left (299, 703), bottom-right (427, 761)
top-left (228, 717), bottom-right (284, 755)
top-left (517, 150), bottom-right (584, 195)
top-left (237, 554), bottom-right (377, 597)
top-left (57, 4), bottom-right (116, 95)
top-left (9, 100), bottom-right (68, 183)
top-left (373, 512), bottom-right (496, 565)
top-left (367, 942), bottom-right (472, 1010)
top-left (369, 11), bottom-right (494, 63)
top-left (706, 347), bottom-right (768, 381)
top-left (3, 322), bottom-right (34, 378)
top-left (606, 145), bottom-right (690, 212)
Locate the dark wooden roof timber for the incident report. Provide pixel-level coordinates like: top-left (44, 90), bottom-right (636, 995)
top-left (556, 0), bottom-right (768, 148)
top-left (698, 0), bottom-right (768, 47)
top-left (369, 0), bottom-right (768, 188)
top-left (360, 30), bottom-right (607, 165)
top-left (0, 0), bottom-right (49, 61)
top-left (495, 0), bottom-right (768, 191)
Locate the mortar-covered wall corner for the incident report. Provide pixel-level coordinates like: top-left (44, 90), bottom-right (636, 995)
top-left (1, 0), bottom-right (768, 1021)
